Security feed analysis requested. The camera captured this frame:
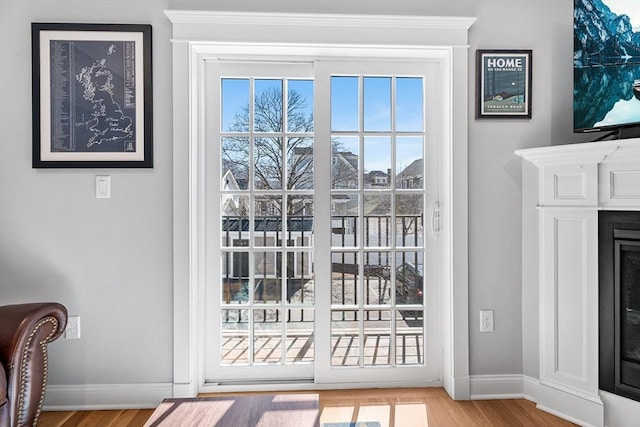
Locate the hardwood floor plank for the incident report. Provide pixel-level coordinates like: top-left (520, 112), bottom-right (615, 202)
top-left (512, 399), bottom-right (577, 427)
top-left (441, 400), bottom-right (493, 427)
top-left (62, 410), bottom-right (123, 426)
top-left (424, 396), bottom-right (461, 426)
top-left (37, 411), bottom-right (74, 427)
top-left (473, 400), bottom-right (527, 427)
top-left (41, 387), bottom-right (577, 427)
top-left (109, 409), bottom-right (155, 427)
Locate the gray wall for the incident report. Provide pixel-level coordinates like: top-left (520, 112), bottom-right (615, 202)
top-left (0, 0), bottom-right (594, 389)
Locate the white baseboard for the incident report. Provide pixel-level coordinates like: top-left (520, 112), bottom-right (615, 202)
top-left (469, 374), bottom-right (527, 400)
top-left (522, 375), bottom-right (539, 402)
top-left (43, 383), bottom-right (173, 411)
top-left (536, 380), bottom-right (603, 427)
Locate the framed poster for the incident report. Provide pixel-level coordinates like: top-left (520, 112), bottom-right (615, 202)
top-left (476, 49), bottom-right (532, 119)
top-left (32, 23), bottom-right (153, 168)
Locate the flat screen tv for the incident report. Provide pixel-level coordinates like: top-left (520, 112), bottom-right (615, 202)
top-left (574, 0), bottom-right (640, 139)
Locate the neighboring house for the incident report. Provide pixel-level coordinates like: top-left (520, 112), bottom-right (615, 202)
top-left (221, 169), bottom-right (249, 216)
top-left (397, 158), bottom-right (423, 189)
top-left (332, 150), bottom-right (359, 189)
top-left (366, 170), bottom-right (390, 187)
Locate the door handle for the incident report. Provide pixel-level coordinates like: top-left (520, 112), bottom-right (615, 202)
top-left (431, 202), bottom-right (440, 238)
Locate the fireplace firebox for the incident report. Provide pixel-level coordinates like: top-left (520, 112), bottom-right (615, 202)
top-left (599, 211), bottom-right (640, 402)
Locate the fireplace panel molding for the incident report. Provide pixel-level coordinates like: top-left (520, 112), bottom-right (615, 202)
top-left (517, 138), bottom-right (640, 427)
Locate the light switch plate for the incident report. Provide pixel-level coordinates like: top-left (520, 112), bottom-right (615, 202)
top-left (96, 175), bottom-right (111, 198)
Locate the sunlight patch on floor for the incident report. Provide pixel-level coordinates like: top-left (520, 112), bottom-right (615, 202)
top-left (395, 403), bottom-right (428, 427)
top-left (320, 405), bottom-right (356, 424)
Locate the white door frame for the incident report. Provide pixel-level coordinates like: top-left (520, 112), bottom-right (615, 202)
top-left (166, 10), bottom-right (474, 399)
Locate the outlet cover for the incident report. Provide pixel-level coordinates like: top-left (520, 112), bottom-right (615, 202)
top-left (480, 310), bottom-right (494, 332)
top-left (66, 315), bottom-right (81, 339)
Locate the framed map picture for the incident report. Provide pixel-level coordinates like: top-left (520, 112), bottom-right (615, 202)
top-left (476, 49), bottom-right (532, 119)
top-left (32, 23), bottom-right (153, 168)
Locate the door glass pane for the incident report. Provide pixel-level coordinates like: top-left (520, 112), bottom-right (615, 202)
top-left (222, 252), bottom-right (249, 304)
top-left (222, 309), bottom-right (249, 365)
top-left (287, 195), bottom-right (313, 246)
top-left (332, 251), bottom-right (359, 305)
top-left (364, 137), bottom-right (391, 189)
top-left (288, 137), bottom-right (314, 189)
top-left (254, 309), bottom-right (283, 363)
top-left (331, 77), bottom-right (358, 131)
top-left (255, 79), bottom-right (283, 132)
top-left (363, 310), bottom-right (391, 366)
top-left (396, 77), bottom-right (423, 132)
top-left (254, 251), bottom-right (280, 303)
top-left (286, 308), bottom-right (314, 363)
top-left (221, 197), bottom-right (249, 246)
top-left (287, 80), bottom-right (314, 133)
top-left (395, 251), bottom-right (423, 305)
top-left (363, 77), bottom-right (391, 132)
top-left (332, 136), bottom-right (359, 190)
top-left (395, 195), bottom-right (424, 247)
top-left (254, 137), bottom-right (283, 190)
top-left (222, 79), bottom-right (249, 132)
top-left (287, 251), bottom-right (314, 304)
top-left (254, 196), bottom-right (281, 247)
top-left (396, 137), bottom-right (423, 190)
top-left (331, 310), bottom-right (360, 366)
top-left (221, 137), bottom-right (250, 190)
top-left (396, 317), bottom-right (423, 365)
top-left (363, 251), bottom-right (391, 305)
top-left (363, 194), bottom-right (391, 248)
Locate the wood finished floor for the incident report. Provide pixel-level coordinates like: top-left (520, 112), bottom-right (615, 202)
top-left (39, 387), bottom-right (576, 427)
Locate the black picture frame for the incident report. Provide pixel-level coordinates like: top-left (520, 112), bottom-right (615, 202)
top-left (32, 23), bottom-right (153, 168)
top-left (476, 49), bottom-right (532, 119)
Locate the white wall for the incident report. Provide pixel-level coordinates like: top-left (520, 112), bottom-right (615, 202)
top-left (0, 0), bottom-right (593, 396)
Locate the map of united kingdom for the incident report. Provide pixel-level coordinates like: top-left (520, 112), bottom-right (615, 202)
top-left (75, 44), bottom-right (134, 150)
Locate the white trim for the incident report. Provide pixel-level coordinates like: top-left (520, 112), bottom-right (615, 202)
top-left (199, 380), bottom-right (442, 395)
top-left (468, 375), bottom-right (539, 402)
top-left (515, 140), bottom-right (620, 167)
top-left (167, 10), bottom-right (473, 400)
top-left (523, 375), bottom-right (540, 402)
top-left (43, 383), bottom-right (172, 410)
top-left (469, 374), bottom-right (525, 400)
top-left (165, 10), bottom-right (476, 31)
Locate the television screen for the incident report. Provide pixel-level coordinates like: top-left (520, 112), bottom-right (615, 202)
top-left (574, 0), bottom-right (640, 135)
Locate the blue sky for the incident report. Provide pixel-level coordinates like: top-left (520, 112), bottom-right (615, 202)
top-left (221, 76), bottom-right (423, 173)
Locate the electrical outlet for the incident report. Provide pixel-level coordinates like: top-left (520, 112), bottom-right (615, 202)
top-left (480, 310), bottom-right (494, 332)
top-left (65, 315), bottom-right (81, 339)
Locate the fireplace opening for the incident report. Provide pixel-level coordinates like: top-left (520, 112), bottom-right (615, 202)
top-left (599, 211), bottom-right (640, 402)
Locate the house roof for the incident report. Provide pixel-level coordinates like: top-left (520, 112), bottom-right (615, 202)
top-left (397, 158), bottom-right (423, 178)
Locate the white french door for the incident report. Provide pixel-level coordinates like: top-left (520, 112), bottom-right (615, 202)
top-left (314, 60), bottom-right (440, 384)
top-left (204, 59), bottom-right (441, 385)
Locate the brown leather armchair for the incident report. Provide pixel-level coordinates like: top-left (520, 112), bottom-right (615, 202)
top-left (0, 303), bottom-right (67, 427)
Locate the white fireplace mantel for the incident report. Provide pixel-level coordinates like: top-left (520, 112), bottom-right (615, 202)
top-left (516, 138), bottom-right (640, 427)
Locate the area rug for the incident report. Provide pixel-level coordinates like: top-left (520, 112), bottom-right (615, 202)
top-left (144, 394), bottom-right (320, 427)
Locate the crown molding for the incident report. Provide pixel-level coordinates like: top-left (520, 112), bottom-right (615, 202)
top-left (164, 10), bottom-right (476, 31)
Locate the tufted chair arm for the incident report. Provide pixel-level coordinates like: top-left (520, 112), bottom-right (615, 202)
top-left (0, 303), bottom-right (67, 427)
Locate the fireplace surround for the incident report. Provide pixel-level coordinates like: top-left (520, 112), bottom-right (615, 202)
top-left (517, 138), bottom-right (640, 427)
